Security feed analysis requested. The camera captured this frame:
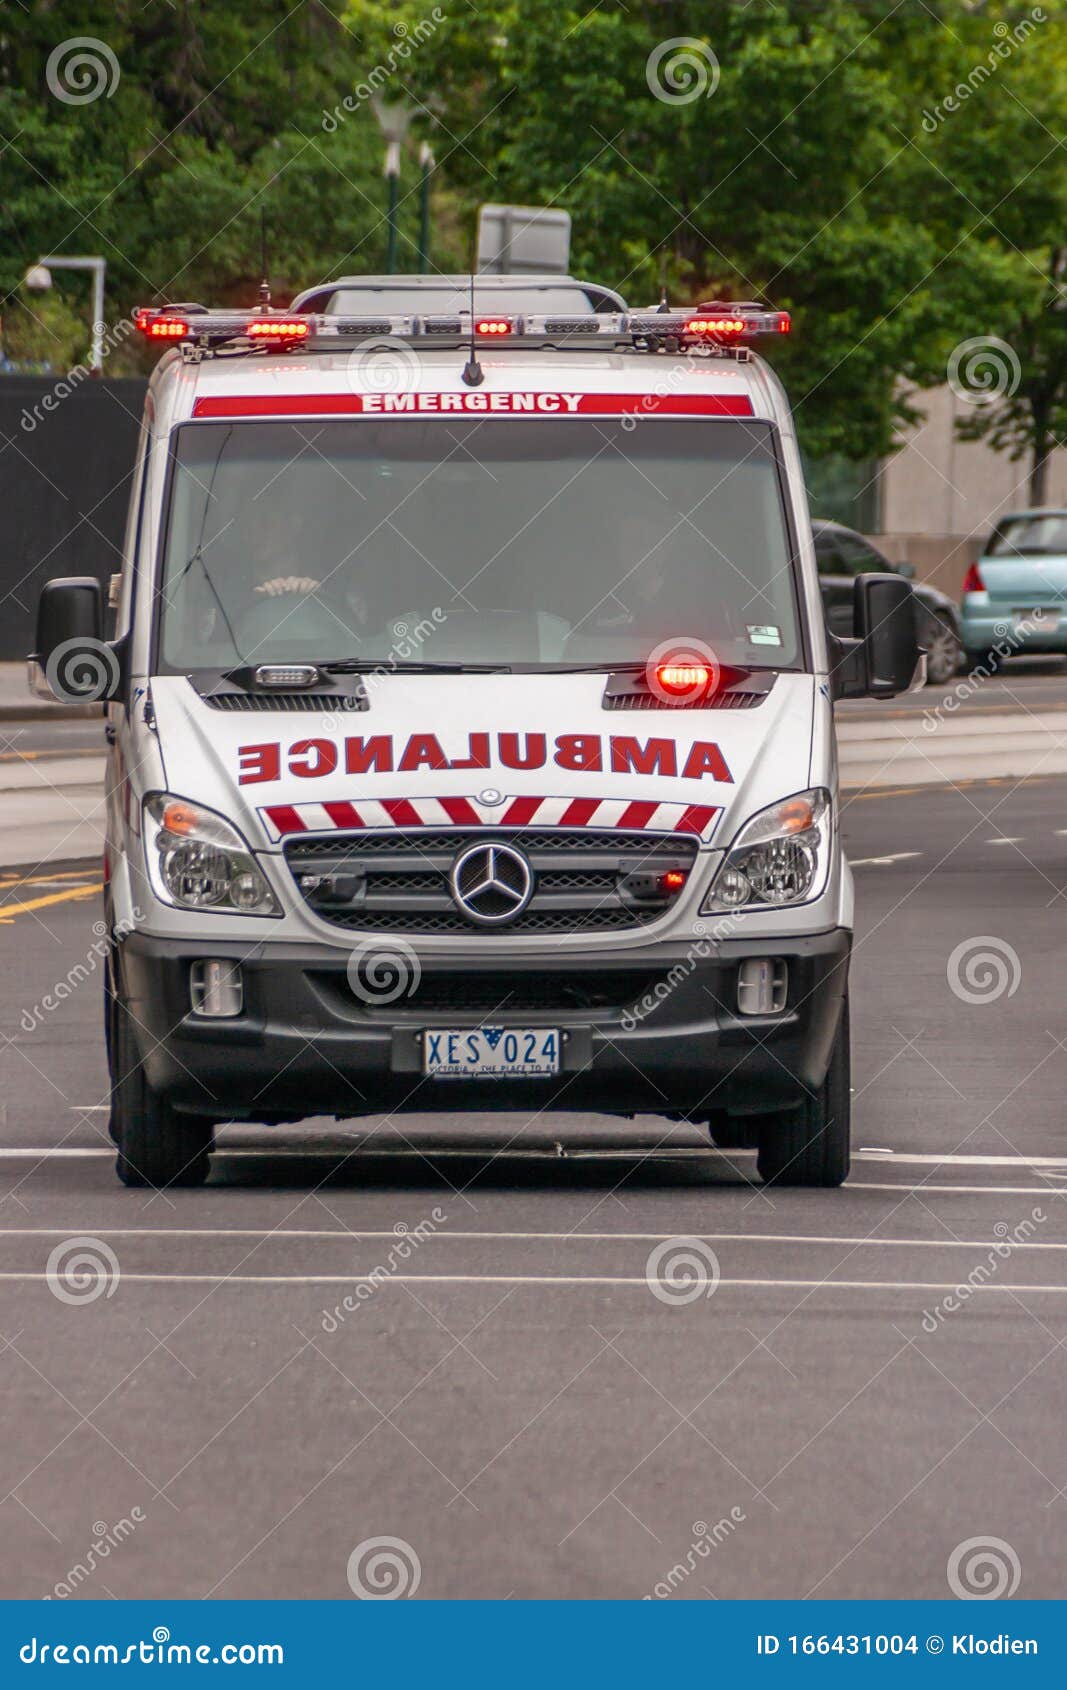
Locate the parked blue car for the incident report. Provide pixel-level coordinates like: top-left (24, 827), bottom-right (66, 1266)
top-left (961, 508), bottom-right (1067, 666)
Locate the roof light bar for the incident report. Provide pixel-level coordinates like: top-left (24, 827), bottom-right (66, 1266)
top-left (132, 300), bottom-right (791, 352)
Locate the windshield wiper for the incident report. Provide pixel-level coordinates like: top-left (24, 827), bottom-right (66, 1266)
top-left (319, 658), bottom-right (513, 674)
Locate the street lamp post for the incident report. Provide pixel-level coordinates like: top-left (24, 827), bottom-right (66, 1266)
top-left (418, 142), bottom-right (435, 271)
top-left (25, 255), bottom-right (107, 373)
top-left (370, 98), bottom-right (413, 274)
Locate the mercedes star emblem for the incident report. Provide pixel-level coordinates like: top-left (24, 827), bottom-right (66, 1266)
top-left (449, 840), bottom-right (534, 926)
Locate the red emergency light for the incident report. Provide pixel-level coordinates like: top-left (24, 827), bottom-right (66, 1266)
top-left (137, 313), bottom-right (189, 339)
top-left (475, 317), bottom-right (513, 336)
top-left (245, 318), bottom-right (310, 341)
top-left (656, 662), bottom-right (713, 696)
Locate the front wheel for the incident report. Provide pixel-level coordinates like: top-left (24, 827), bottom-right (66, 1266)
top-left (756, 1000), bottom-right (851, 1188)
top-left (109, 988), bottom-right (213, 1188)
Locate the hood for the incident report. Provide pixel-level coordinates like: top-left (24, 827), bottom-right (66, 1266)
top-left (148, 671), bottom-right (816, 851)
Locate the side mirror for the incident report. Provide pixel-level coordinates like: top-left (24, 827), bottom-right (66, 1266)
top-left (28, 576), bottom-right (123, 704)
top-left (830, 573), bottom-right (923, 699)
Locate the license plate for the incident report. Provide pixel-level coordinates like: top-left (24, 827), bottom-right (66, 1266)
top-left (423, 1027), bottom-right (560, 1078)
top-left (1014, 607), bottom-right (1059, 630)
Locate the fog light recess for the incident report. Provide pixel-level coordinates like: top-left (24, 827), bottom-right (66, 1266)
top-left (737, 958), bottom-right (787, 1016)
top-left (190, 959), bottom-right (243, 1018)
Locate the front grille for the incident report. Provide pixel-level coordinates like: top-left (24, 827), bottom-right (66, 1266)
top-left (286, 827), bottom-right (698, 936)
top-left (201, 692), bottom-right (368, 713)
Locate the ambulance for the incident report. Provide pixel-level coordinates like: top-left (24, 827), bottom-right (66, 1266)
top-left (30, 296), bottom-right (921, 1189)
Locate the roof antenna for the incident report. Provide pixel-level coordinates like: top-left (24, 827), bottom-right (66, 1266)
top-left (257, 207), bottom-right (271, 312)
top-left (656, 251), bottom-right (670, 313)
top-left (461, 269), bottom-right (483, 387)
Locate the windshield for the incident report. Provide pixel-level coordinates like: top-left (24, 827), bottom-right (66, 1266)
top-left (156, 418), bottom-right (801, 672)
top-left (986, 514), bottom-right (1067, 557)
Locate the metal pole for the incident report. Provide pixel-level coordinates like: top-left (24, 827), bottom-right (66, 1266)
top-left (36, 255), bottom-right (107, 373)
top-left (418, 143), bottom-right (435, 271)
top-left (384, 141), bottom-right (400, 273)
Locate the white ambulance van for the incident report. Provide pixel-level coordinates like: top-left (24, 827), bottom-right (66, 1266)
top-left (30, 297), bottom-right (920, 1189)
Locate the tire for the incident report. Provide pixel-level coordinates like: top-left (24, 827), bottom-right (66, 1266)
top-left (924, 612), bottom-right (962, 685)
top-left (110, 988), bottom-right (212, 1188)
top-left (756, 1000), bottom-right (851, 1188)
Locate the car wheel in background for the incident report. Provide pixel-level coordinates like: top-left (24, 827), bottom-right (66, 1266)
top-left (924, 611), bottom-right (964, 685)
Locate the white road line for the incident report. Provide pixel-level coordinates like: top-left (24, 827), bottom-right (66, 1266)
top-left (0, 1227), bottom-right (1062, 1249)
top-left (988, 837), bottom-right (1024, 845)
top-left (849, 853), bottom-right (923, 867)
top-left (0, 1271), bottom-right (1064, 1292)
top-left (856, 1180), bottom-right (1067, 1197)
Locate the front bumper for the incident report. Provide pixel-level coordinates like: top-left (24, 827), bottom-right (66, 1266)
top-left (117, 927), bottom-right (851, 1124)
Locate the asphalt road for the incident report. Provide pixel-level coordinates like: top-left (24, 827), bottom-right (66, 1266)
top-left (0, 769), bottom-right (1065, 1602)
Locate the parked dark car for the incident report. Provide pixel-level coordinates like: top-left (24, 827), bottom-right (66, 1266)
top-left (812, 519), bottom-right (963, 685)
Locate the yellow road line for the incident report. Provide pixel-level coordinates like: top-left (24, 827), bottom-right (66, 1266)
top-left (0, 883), bottom-right (102, 924)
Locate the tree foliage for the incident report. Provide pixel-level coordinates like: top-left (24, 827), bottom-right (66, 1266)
top-left (2, 0), bottom-right (1066, 474)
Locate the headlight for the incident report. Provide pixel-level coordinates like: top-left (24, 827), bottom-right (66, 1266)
top-left (144, 795), bottom-right (281, 917)
top-left (701, 788), bottom-right (832, 914)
